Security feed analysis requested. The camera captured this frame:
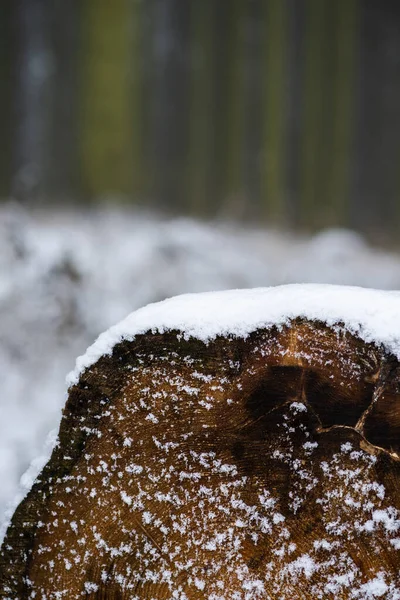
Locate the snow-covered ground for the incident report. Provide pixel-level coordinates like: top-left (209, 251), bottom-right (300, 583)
top-left (1, 203), bottom-right (400, 521)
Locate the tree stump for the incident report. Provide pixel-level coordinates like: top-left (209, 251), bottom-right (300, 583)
top-left (1, 317), bottom-right (400, 598)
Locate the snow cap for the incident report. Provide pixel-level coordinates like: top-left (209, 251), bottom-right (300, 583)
top-left (67, 284), bottom-right (400, 387)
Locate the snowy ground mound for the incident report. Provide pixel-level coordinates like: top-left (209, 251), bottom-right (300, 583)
top-left (1, 203), bottom-right (400, 521)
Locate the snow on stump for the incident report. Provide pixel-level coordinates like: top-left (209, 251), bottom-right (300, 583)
top-left (1, 285), bottom-right (400, 598)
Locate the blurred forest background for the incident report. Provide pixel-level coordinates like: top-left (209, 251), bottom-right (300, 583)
top-left (1, 0), bottom-right (400, 238)
top-left (3, 0), bottom-right (400, 528)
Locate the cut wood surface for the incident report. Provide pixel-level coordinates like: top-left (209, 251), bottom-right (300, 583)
top-left (1, 317), bottom-right (400, 598)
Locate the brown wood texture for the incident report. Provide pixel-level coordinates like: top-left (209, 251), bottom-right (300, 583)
top-left (1, 319), bottom-right (400, 598)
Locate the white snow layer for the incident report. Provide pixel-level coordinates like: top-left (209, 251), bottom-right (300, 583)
top-left (68, 284), bottom-right (400, 387)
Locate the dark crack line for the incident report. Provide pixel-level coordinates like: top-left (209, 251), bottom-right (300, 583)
top-left (355, 357), bottom-right (397, 434)
top-left (316, 423), bottom-right (400, 462)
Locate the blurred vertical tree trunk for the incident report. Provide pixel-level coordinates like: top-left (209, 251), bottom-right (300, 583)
top-left (378, 2), bottom-right (400, 235)
top-left (352, 0), bottom-right (382, 233)
top-left (131, 0), bottom-right (146, 202)
top-left (299, 0), bottom-right (330, 229)
top-left (46, 0), bottom-right (81, 202)
top-left (286, 0), bottom-right (304, 226)
top-left (212, 0), bottom-right (246, 218)
top-left (325, 0), bottom-right (357, 226)
top-left (295, 0), bottom-right (358, 231)
top-left (80, 0), bottom-right (133, 200)
top-left (0, 1), bottom-right (14, 198)
top-left (149, 0), bottom-right (190, 211)
top-left (186, 0), bottom-right (214, 215)
top-left (261, 0), bottom-right (288, 223)
top-left (242, 0), bottom-right (263, 219)
top-left (12, 0), bottom-right (52, 202)
top-left (352, 0), bottom-right (400, 237)
top-left (312, 1), bottom-right (336, 227)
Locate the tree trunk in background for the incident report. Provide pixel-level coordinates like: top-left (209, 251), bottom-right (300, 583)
top-left (211, 0), bottom-right (246, 219)
top-left (325, 0), bottom-right (357, 227)
top-left (1, 321), bottom-right (400, 596)
top-left (286, 0), bottom-right (304, 226)
top-left (80, 0), bottom-right (133, 200)
top-left (186, 0), bottom-right (214, 215)
top-left (300, 0), bottom-right (330, 229)
top-left (297, 0), bottom-right (358, 231)
top-left (46, 0), bottom-right (81, 203)
top-left (0, 2), bottom-right (14, 199)
top-left (149, 0), bottom-right (190, 211)
top-left (243, 0), bottom-right (264, 220)
top-left (12, 0), bottom-right (52, 203)
top-left (131, 0), bottom-right (147, 202)
top-left (352, 0), bottom-right (400, 238)
top-left (262, 0), bottom-right (288, 224)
